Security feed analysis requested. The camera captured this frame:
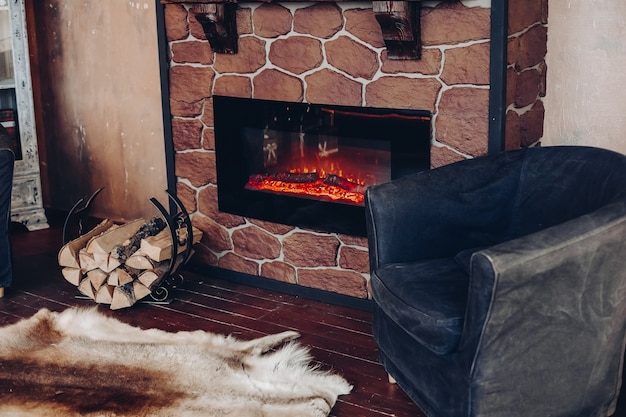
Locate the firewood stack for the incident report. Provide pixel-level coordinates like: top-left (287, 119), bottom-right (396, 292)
top-left (58, 217), bottom-right (202, 310)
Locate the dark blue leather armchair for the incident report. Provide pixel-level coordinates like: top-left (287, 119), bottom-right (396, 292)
top-left (0, 124), bottom-right (14, 296)
top-left (365, 146), bottom-right (626, 417)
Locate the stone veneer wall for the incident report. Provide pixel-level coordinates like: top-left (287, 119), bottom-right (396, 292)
top-left (506, 0), bottom-right (548, 149)
top-left (163, 1), bottom-right (546, 299)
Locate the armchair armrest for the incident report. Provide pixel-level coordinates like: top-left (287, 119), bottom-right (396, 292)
top-left (461, 201), bottom-right (626, 416)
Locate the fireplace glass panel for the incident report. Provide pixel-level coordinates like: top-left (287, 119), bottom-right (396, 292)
top-left (214, 96), bottom-right (431, 236)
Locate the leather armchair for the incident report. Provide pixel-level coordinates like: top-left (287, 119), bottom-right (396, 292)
top-left (365, 146), bottom-right (626, 417)
top-left (0, 124), bottom-right (14, 295)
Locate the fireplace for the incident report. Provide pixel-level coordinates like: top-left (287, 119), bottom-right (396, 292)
top-left (214, 96), bottom-right (431, 236)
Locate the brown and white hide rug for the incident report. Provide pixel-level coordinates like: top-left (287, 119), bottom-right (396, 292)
top-left (0, 307), bottom-right (352, 417)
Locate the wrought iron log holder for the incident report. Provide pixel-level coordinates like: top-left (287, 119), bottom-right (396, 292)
top-left (63, 189), bottom-right (194, 304)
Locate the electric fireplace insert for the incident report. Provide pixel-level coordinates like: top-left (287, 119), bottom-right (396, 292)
top-left (214, 96), bottom-right (431, 236)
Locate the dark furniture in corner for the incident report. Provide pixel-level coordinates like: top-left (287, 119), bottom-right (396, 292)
top-left (365, 146), bottom-right (626, 417)
top-left (0, 124), bottom-right (14, 291)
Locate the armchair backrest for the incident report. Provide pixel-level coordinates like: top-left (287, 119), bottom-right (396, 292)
top-left (508, 146), bottom-right (626, 239)
top-left (365, 146), bottom-right (626, 270)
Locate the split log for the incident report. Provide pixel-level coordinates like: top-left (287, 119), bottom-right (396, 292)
top-left (78, 249), bottom-right (98, 272)
top-left (93, 252), bottom-right (121, 273)
top-left (87, 269), bottom-right (108, 291)
top-left (110, 217), bottom-right (166, 261)
top-left (133, 281), bottom-right (153, 301)
top-left (77, 278), bottom-right (96, 300)
top-left (111, 283), bottom-right (136, 310)
top-left (61, 267), bottom-right (83, 286)
top-left (58, 219), bottom-right (115, 268)
top-left (138, 253), bottom-right (188, 291)
top-left (125, 253), bottom-right (155, 270)
top-left (108, 268), bottom-right (135, 287)
top-left (86, 218), bottom-right (146, 254)
top-left (140, 227), bottom-right (202, 262)
top-left (95, 285), bottom-right (115, 304)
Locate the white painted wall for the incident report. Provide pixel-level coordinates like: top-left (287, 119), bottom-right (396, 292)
top-left (543, 1), bottom-right (626, 155)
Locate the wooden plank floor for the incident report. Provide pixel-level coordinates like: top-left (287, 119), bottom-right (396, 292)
top-left (0, 212), bottom-right (424, 417)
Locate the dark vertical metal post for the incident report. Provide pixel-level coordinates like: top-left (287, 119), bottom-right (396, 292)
top-left (488, 0), bottom-right (509, 154)
top-left (155, 1), bottom-right (178, 208)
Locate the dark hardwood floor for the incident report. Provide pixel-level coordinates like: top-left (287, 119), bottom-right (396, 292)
top-left (0, 212), bottom-right (424, 417)
top-left (3, 211), bottom-right (626, 417)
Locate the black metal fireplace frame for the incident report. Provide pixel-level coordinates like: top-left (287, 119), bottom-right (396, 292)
top-left (213, 96), bottom-right (431, 236)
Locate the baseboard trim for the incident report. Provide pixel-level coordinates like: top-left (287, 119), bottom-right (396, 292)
top-left (185, 264), bottom-right (374, 312)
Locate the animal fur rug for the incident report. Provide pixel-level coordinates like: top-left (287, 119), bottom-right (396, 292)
top-left (0, 307), bottom-right (352, 417)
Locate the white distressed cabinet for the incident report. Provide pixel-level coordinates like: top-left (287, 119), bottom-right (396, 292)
top-left (1, 0), bottom-right (48, 230)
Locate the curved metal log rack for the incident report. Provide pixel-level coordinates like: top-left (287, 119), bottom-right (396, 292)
top-left (63, 189), bottom-right (193, 304)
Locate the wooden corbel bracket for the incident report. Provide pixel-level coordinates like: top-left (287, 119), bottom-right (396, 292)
top-left (191, 3), bottom-right (239, 54)
top-left (178, 0), bottom-right (457, 59)
top-left (372, 1), bottom-right (422, 60)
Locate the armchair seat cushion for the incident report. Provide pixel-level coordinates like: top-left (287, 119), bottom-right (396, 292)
top-left (371, 258), bottom-right (469, 355)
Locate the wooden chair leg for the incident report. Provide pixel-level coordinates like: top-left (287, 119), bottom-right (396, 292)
top-left (388, 373), bottom-right (397, 384)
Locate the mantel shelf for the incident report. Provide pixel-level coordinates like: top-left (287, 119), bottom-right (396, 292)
top-left (161, 0), bottom-right (458, 59)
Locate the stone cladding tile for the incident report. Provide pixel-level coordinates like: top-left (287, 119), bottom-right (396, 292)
top-left (214, 75), bottom-right (252, 98)
top-left (381, 48), bottom-right (441, 76)
top-left (505, 111), bottom-right (522, 151)
top-left (237, 7), bottom-right (253, 35)
top-left (421, 3), bottom-right (490, 46)
top-left (175, 151), bottom-right (216, 187)
top-left (253, 4), bottom-right (293, 38)
top-left (192, 245), bottom-right (218, 266)
top-left (232, 226), bottom-right (282, 260)
top-left (164, 4), bottom-right (188, 41)
top-left (514, 68), bottom-right (543, 108)
top-left (261, 261), bottom-right (297, 284)
top-left (344, 8), bottom-right (385, 48)
top-left (436, 117), bottom-right (488, 156)
top-left (304, 69), bottom-right (362, 106)
top-left (253, 69), bottom-right (304, 102)
top-left (338, 234), bottom-right (367, 248)
top-left (326, 36), bottom-right (379, 80)
top-left (436, 87), bottom-right (489, 157)
top-left (283, 233), bottom-right (340, 267)
top-left (202, 127), bottom-right (215, 151)
top-left (172, 118), bottom-right (203, 151)
top-left (506, 66), bottom-right (517, 108)
top-left (519, 100), bottom-right (544, 147)
top-left (171, 40), bottom-right (213, 65)
top-left (366, 77), bottom-right (441, 112)
top-left (175, 181), bottom-right (197, 214)
top-left (249, 219), bottom-right (294, 235)
top-left (170, 100), bottom-right (203, 118)
top-left (213, 36), bottom-right (267, 74)
top-left (513, 25), bottom-right (548, 71)
top-left (441, 42), bottom-right (491, 86)
top-left (339, 246), bottom-right (369, 274)
top-left (509, 0), bottom-right (547, 35)
top-left (430, 145), bottom-right (466, 169)
top-left (538, 61), bottom-right (547, 98)
top-left (193, 213), bottom-right (233, 252)
top-left (188, 10), bottom-right (206, 41)
top-left (197, 186), bottom-right (246, 229)
top-left (293, 3), bottom-right (343, 39)
top-left (218, 252), bottom-right (259, 275)
top-left (269, 37), bottom-right (323, 75)
top-left (201, 99), bottom-right (214, 127)
top-left (169, 66), bottom-right (214, 104)
top-left (298, 269), bottom-right (368, 298)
